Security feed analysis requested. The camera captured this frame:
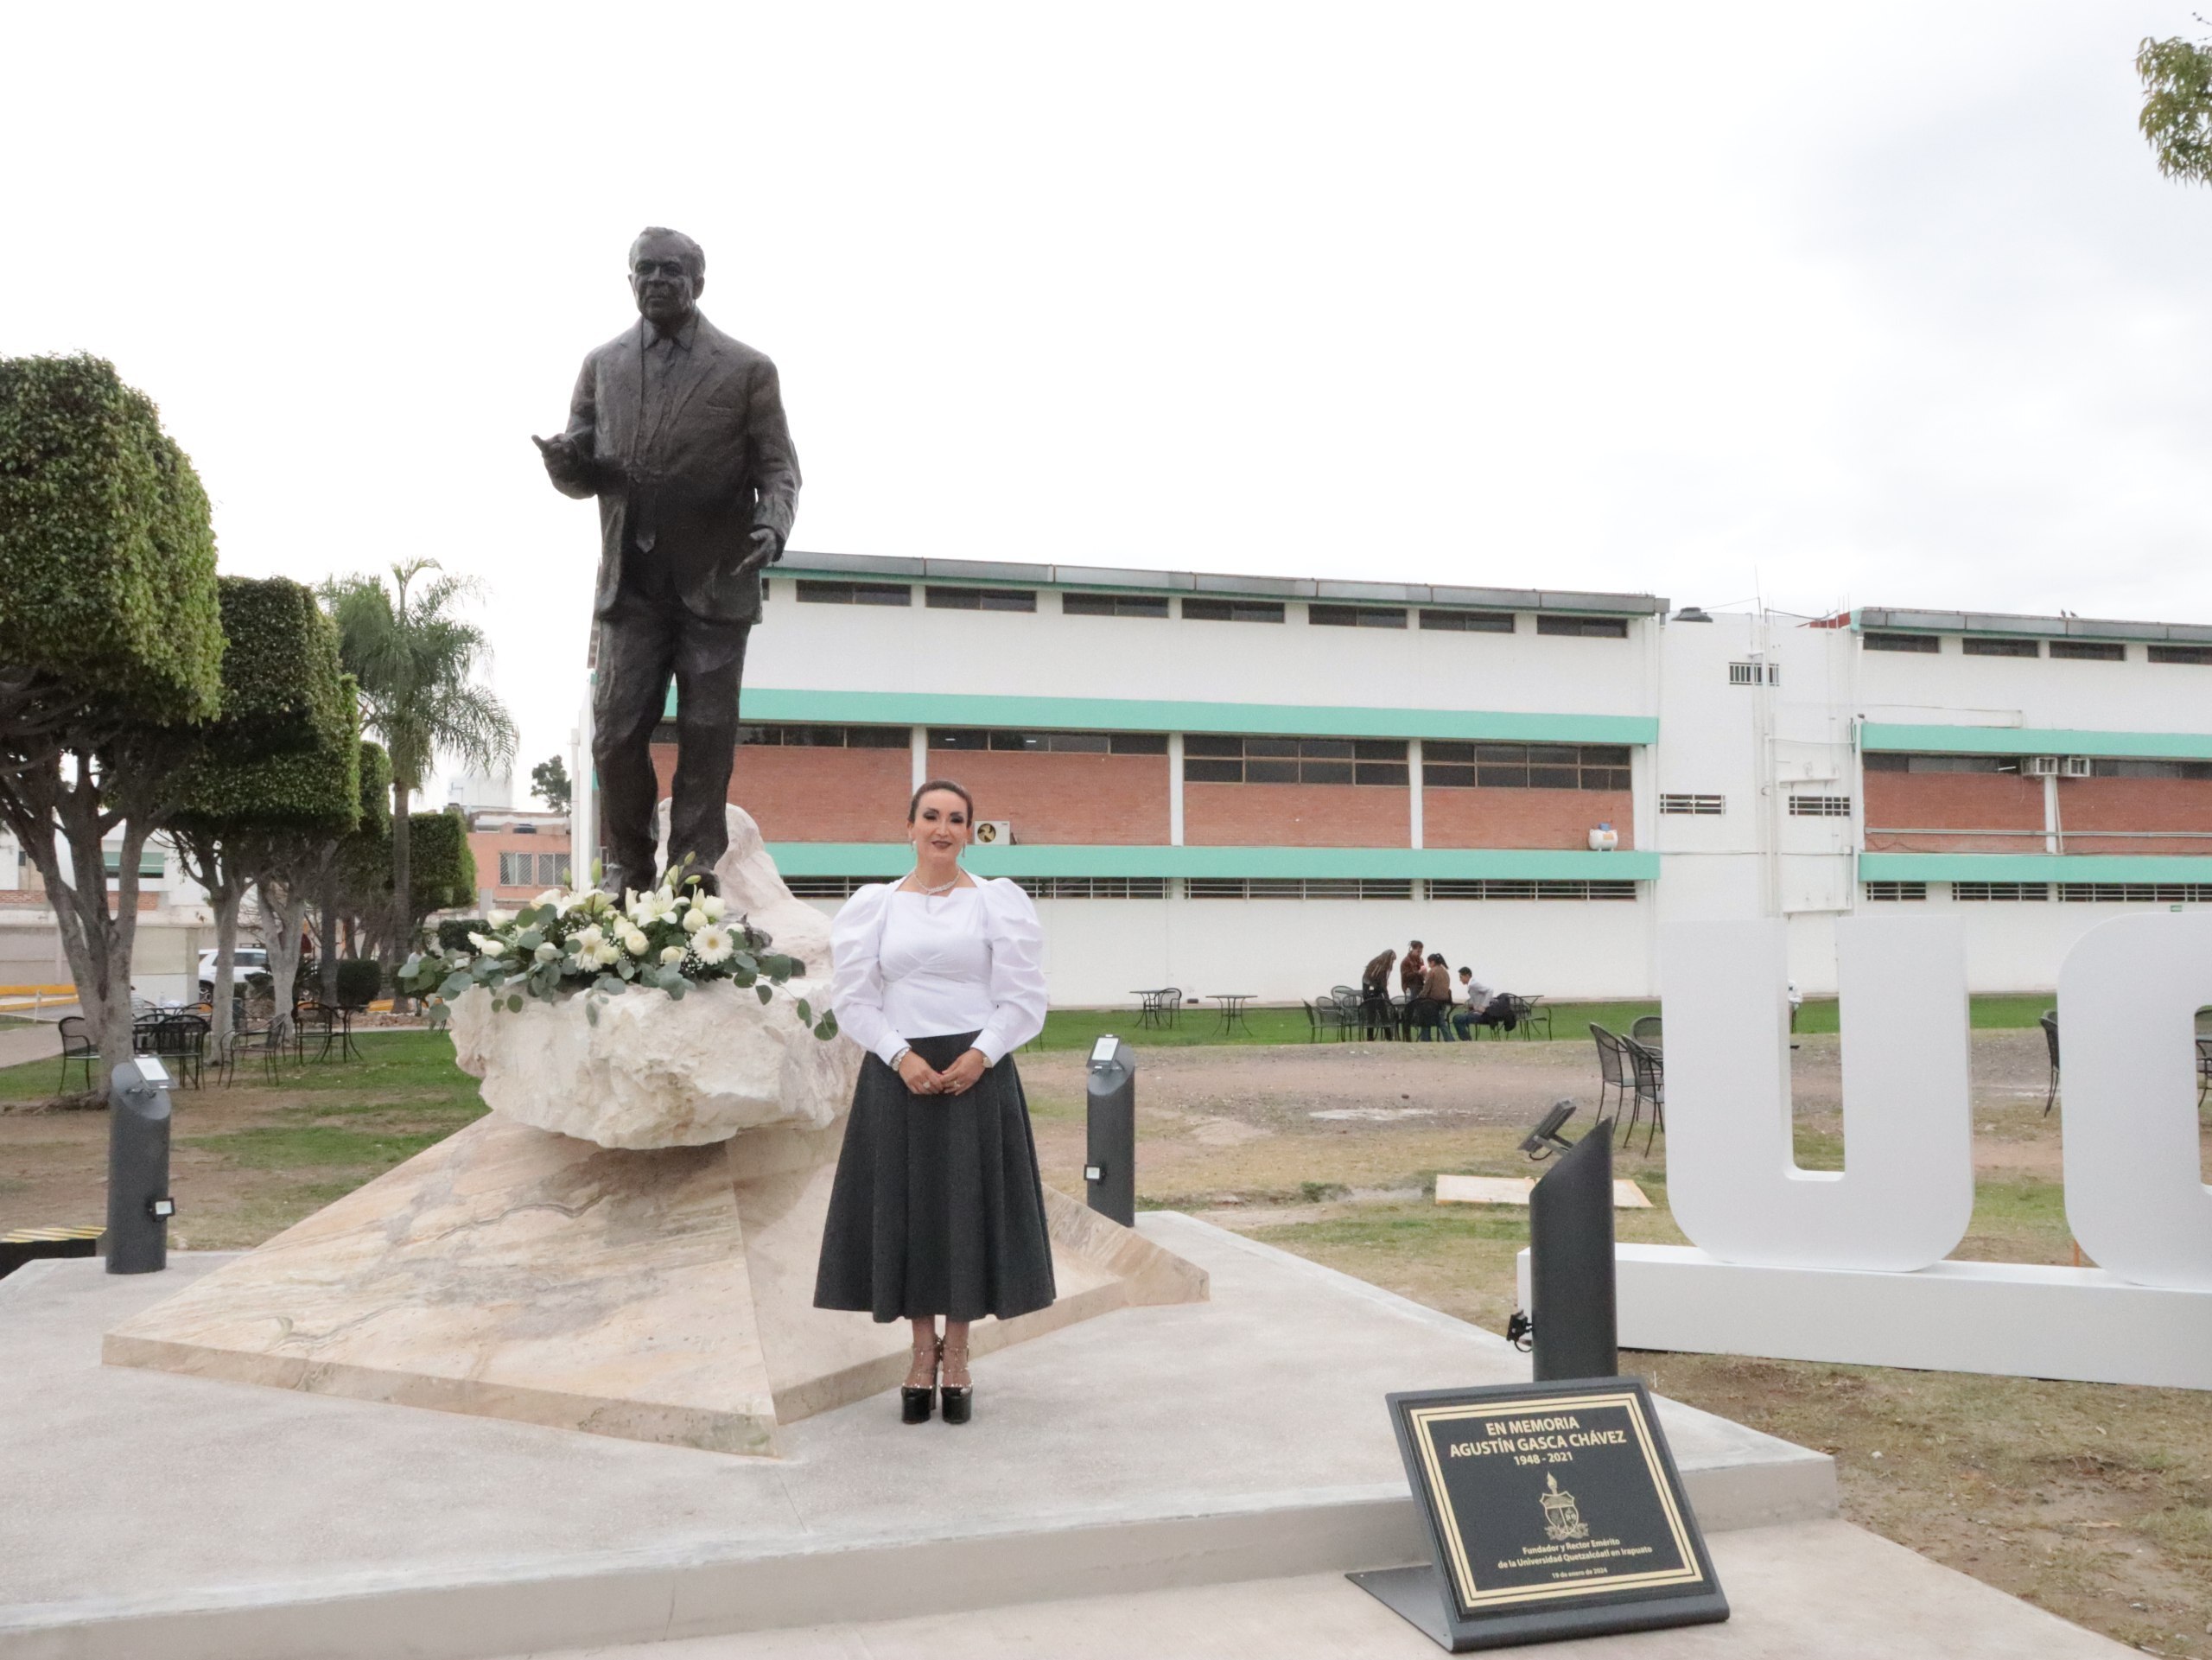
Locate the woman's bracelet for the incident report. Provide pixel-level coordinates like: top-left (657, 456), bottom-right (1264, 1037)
top-left (889, 1045), bottom-right (912, 1070)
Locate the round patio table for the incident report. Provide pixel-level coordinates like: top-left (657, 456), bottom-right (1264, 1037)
top-left (1211, 994), bottom-right (1256, 1037)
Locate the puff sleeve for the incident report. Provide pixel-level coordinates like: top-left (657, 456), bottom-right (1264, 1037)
top-left (829, 883), bottom-right (906, 1067)
top-left (972, 879), bottom-right (1048, 1065)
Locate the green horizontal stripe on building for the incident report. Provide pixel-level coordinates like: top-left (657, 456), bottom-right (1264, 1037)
top-left (707, 689), bottom-right (1657, 745)
top-left (1859, 852), bottom-right (2212, 881)
top-left (766, 843), bottom-right (1658, 881)
top-left (1859, 723), bottom-right (2212, 760)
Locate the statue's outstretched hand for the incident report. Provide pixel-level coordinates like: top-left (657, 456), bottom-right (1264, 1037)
top-left (734, 528), bottom-right (779, 576)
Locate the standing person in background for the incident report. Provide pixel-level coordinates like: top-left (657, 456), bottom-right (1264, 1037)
top-left (1360, 945), bottom-right (1397, 1040)
top-left (1399, 939), bottom-right (1426, 1000)
top-left (814, 780), bottom-right (1055, 1428)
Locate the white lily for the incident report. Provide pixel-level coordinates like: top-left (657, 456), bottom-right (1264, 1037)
top-left (486, 908), bottom-right (515, 930)
top-left (691, 924), bottom-right (734, 965)
top-left (533, 888), bottom-right (563, 909)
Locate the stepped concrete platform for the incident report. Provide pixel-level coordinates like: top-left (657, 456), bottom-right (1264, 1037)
top-left (497, 1524), bottom-right (2127, 1658)
top-left (0, 1216), bottom-right (1833, 1660)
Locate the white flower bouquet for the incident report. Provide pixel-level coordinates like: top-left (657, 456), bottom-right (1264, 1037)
top-left (398, 875), bottom-right (838, 1040)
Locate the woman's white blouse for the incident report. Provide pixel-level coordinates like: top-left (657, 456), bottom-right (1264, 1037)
top-left (830, 879), bottom-right (1047, 1068)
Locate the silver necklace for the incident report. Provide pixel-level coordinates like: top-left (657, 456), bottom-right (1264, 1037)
top-left (910, 872), bottom-right (961, 897)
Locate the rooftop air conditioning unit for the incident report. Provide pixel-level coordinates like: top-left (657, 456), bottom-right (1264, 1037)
top-left (2061, 755), bottom-right (2093, 778)
top-left (974, 820), bottom-right (1013, 846)
top-left (2024, 756), bottom-right (2061, 777)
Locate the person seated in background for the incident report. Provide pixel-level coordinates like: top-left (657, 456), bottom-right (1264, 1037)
top-left (1359, 945), bottom-right (1398, 1040)
top-left (1412, 951), bottom-right (1456, 1041)
top-left (1452, 966), bottom-right (1516, 1038)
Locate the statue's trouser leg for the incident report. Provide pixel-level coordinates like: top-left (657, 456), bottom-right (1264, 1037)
top-left (592, 601), bottom-right (678, 894)
top-left (666, 614), bottom-right (749, 884)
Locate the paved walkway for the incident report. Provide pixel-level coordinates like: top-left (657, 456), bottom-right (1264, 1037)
top-left (500, 1525), bottom-right (2126, 1658)
top-left (0, 1019), bottom-right (61, 1072)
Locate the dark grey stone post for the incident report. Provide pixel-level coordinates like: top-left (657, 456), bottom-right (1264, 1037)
top-left (1529, 1127), bottom-right (1618, 1380)
top-left (1084, 1035), bottom-right (1136, 1227)
top-left (105, 1057), bottom-right (174, 1275)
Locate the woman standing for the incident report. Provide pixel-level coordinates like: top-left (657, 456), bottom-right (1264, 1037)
top-left (812, 779), bottom-right (1055, 1424)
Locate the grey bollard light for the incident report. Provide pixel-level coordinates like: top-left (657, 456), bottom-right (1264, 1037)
top-left (1528, 1125), bottom-right (1618, 1380)
top-left (1084, 1034), bottom-right (1136, 1226)
top-left (105, 1056), bottom-right (175, 1275)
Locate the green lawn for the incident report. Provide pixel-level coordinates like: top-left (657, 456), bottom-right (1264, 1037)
top-left (1028, 993), bottom-right (2051, 1051)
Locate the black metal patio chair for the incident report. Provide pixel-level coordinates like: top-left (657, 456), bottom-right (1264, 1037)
top-left (1620, 1034), bottom-right (1666, 1154)
top-left (1588, 1023), bottom-right (1628, 1132)
top-left (56, 1015), bottom-right (100, 1093)
top-left (2040, 1011), bottom-right (2059, 1116)
top-left (1630, 1014), bottom-right (1662, 1047)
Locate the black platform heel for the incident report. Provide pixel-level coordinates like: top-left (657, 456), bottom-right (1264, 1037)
top-left (901, 1337), bottom-right (939, 1424)
top-left (939, 1335), bottom-right (972, 1425)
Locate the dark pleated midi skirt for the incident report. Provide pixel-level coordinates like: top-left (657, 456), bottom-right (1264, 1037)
top-left (813, 1030), bottom-right (1058, 1324)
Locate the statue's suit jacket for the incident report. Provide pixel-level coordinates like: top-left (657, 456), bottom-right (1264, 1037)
top-left (556, 311), bottom-right (800, 626)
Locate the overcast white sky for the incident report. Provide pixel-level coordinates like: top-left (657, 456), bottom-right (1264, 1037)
top-left (7, 3), bottom-right (2211, 802)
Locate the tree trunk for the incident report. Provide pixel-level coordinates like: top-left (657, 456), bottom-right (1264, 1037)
top-left (391, 779), bottom-right (413, 1014)
top-left (317, 843), bottom-right (340, 1006)
top-left (208, 882), bottom-right (243, 1053)
top-left (257, 874), bottom-right (311, 1046)
top-left (46, 781), bottom-right (144, 1098)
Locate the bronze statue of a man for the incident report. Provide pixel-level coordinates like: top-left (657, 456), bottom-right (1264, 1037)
top-left (535, 226), bottom-right (799, 895)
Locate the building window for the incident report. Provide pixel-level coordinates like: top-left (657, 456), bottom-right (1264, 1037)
top-left (1863, 881), bottom-right (1928, 901)
top-left (1062, 591), bottom-right (1170, 619)
top-left (102, 849), bottom-right (166, 878)
top-left (1185, 878), bottom-right (1417, 900)
top-left (1181, 597), bottom-right (1286, 624)
top-left (785, 876), bottom-right (874, 899)
top-left (1420, 609), bottom-right (1516, 633)
top-left (2150, 644), bottom-right (2212, 665)
top-left (1952, 882), bottom-right (2050, 901)
top-left (1535, 614), bottom-right (1629, 639)
top-left (2087, 758), bottom-right (2212, 779)
top-left (2048, 639), bottom-right (2125, 662)
top-left (1727, 662), bottom-right (1778, 686)
top-left (538, 853), bottom-right (571, 885)
top-left (1862, 752), bottom-right (2016, 773)
top-left (1308, 603), bottom-right (1407, 629)
top-left (926, 586), bottom-right (1035, 613)
top-left (796, 579), bottom-right (910, 606)
top-left (1962, 637), bottom-right (2039, 658)
top-left (1014, 877), bottom-right (1169, 900)
top-left (1422, 741), bottom-right (1631, 792)
top-left (1427, 880), bottom-right (1638, 901)
top-left (1788, 795), bottom-right (1853, 817)
top-left (497, 851), bottom-right (531, 885)
top-left (737, 724), bottom-right (911, 749)
top-left (2058, 882), bottom-right (2212, 902)
top-left (1864, 632), bottom-right (1940, 653)
top-left (1181, 735), bottom-right (1408, 785)
top-left (1658, 793), bottom-right (1726, 815)
top-left (932, 729), bottom-right (1168, 754)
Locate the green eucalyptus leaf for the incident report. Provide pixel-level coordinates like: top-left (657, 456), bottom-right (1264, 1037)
top-left (755, 983), bottom-right (773, 1006)
top-left (506, 994), bottom-right (524, 1013)
top-left (813, 1018), bottom-right (836, 1041)
top-left (585, 997), bottom-right (601, 1026)
top-left (796, 998), bottom-right (811, 1024)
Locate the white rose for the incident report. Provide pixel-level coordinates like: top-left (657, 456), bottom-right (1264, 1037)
top-left (683, 908), bottom-right (708, 934)
top-left (594, 942), bottom-right (621, 967)
top-left (467, 932), bottom-right (506, 957)
top-left (486, 908), bottom-right (515, 930)
top-left (660, 945), bottom-right (685, 966)
top-left (620, 925), bottom-right (650, 957)
top-left (695, 893), bottom-right (727, 922)
top-left (533, 941), bottom-right (560, 964)
top-left (691, 924), bottom-right (734, 965)
top-left (533, 888), bottom-right (563, 908)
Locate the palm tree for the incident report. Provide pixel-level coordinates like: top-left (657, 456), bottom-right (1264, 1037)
top-left (320, 560), bottom-right (516, 966)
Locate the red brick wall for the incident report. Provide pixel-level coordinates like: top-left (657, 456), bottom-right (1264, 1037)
top-left (1422, 789), bottom-right (1634, 850)
top-left (1183, 783), bottom-right (1412, 847)
top-left (1863, 773), bottom-right (2044, 854)
top-left (922, 749), bottom-right (1171, 844)
top-left (651, 742), bottom-right (916, 843)
top-left (2056, 777), bottom-right (2212, 855)
top-left (469, 830), bottom-right (573, 897)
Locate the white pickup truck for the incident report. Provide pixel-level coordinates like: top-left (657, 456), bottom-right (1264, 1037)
top-left (197, 947), bottom-right (269, 1001)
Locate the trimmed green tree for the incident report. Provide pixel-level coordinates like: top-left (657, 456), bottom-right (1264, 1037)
top-left (0, 354), bottom-right (223, 1090)
top-left (167, 578), bottom-right (359, 1051)
top-left (405, 807), bottom-right (479, 927)
top-left (2140, 35), bottom-right (2212, 183)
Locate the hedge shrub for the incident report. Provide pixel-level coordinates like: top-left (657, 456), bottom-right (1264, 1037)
top-left (207, 576), bottom-right (353, 759)
top-left (334, 957), bottom-right (382, 1008)
top-left (0, 354), bottom-right (221, 722)
top-left (435, 918), bottom-right (488, 954)
top-left (410, 809), bottom-right (477, 915)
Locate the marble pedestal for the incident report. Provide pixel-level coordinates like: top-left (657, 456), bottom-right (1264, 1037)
top-left (102, 1110), bottom-right (1207, 1454)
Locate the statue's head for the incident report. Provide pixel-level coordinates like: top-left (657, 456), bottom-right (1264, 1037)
top-left (628, 227), bottom-right (706, 330)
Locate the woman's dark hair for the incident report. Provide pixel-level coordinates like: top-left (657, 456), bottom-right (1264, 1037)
top-left (907, 779), bottom-right (977, 824)
top-left (1427, 952), bottom-right (1446, 965)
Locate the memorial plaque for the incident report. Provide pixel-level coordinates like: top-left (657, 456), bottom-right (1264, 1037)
top-left (1351, 1377), bottom-right (1727, 1650)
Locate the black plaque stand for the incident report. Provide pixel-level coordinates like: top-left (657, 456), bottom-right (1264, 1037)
top-left (1352, 1378), bottom-right (1729, 1651)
